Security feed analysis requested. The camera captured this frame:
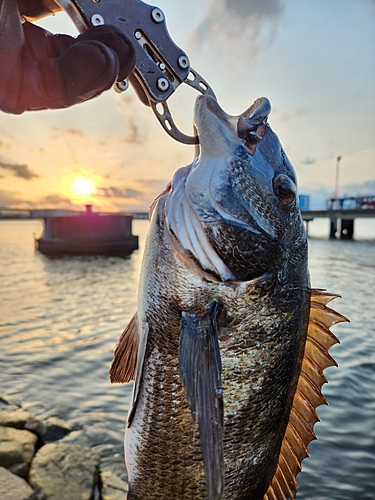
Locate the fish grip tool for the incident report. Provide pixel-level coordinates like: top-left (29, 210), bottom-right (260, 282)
top-left (57, 0), bottom-right (216, 144)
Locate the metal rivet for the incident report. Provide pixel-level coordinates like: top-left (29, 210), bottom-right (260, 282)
top-left (157, 78), bottom-right (169, 91)
top-left (158, 62), bottom-right (166, 71)
top-left (178, 56), bottom-right (189, 69)
top-left (91, 14), bottom-right (105, 26)
top-left (115, 79), bottom-right (129, 93)
top-left (134, 31), bottom-right (142, 40)
top-left (151, 8), bottom-right (164, 23)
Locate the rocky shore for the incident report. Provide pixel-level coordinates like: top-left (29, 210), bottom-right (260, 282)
top-left (0, 394), bottom-right (128, 500)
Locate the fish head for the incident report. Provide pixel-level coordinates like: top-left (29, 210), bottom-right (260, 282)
top-left (166, 95), bottom-right (308, 283)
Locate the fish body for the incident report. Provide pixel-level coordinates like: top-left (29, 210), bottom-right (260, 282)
top-left (111, 95), bottom-right (347, 500)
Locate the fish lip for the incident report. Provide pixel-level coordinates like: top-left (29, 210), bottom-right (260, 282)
top-left (196, 94), bottom-right (229, 120)
top-left (194, 94), bottom-right (236, 135)
top-left (194, 95), bottom-right (271, 154)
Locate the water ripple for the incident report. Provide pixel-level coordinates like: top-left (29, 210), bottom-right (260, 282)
top-left (1, 220), bottom-right (374, 497)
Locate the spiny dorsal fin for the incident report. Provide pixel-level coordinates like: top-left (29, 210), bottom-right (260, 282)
top-left (263, 289), bottom-right (349, 500)
top-left (109, 314), bottom-right (138, 384)
top-left (307, 289), bottom-right (341, 306)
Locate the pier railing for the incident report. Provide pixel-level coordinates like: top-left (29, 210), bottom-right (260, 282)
top-left (302, 196), bottom-right (375, 239)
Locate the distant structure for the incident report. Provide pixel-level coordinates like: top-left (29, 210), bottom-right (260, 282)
top-left (302, 195), bottom-right (375, 239)
top-left (326, 195), bottom-right (375, 211)
top-left (298, 195), bottom-right (310, 211)
top-left (36, 205), bottom-right (138, 257)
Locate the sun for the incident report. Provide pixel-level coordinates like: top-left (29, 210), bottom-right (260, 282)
top-left (71, 177), bottom-right (96, 196)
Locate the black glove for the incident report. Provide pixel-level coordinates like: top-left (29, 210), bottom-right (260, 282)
top-left (57, 25), bottom-right (135, 107)
top-left (0, 0), bottom-right (135, 114)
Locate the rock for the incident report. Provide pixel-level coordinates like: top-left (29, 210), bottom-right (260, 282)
top-left (0, 394), bottom-right (15, 406)
top-left (0, 466), bottom-right (36, 500)
top-left (0, 427), bottom-right (37, 477)
top-left (0, 409), bottom-right (32, 429)
top-left (100, 470), bottom-right (128, 500)
top-left (45, 416), bottom-right (72, 442)
top-left (24, 418), bottom-right (47, 442)
top-left (29, 443), bottom-right (100, 500)
top-left (0, 409), bottom-right (47, 442)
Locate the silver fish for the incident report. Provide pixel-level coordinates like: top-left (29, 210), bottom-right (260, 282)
top-left (110, 95), bottom-right (348, 500)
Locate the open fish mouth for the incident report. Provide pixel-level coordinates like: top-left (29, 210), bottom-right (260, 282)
top-left (194, 94), bottom-right (271, 156)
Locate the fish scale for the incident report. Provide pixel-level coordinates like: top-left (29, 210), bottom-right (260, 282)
top-left (219, 291), bottom-right (308, 499)
top-left (125, 210), bottom-right (207, 498)
top-left (125, 194), bottom-right (308, 499)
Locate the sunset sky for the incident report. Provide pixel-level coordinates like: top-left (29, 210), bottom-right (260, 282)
top-left (1, 0), bottom-right (374, 212)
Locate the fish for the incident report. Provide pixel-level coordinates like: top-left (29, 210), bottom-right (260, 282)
top-left (110, 94), bottom-right (348, 500)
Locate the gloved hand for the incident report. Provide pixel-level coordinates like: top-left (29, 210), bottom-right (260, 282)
top-left (0, 0), bottom-right (135, 114)
top-left (57, 24), bottom-right (135, 107)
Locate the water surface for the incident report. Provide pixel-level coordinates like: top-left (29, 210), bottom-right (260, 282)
top-left (0, 218), bottom-right (374, 498)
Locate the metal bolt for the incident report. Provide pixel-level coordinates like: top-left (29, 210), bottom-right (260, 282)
top-left (158, 62), bottom-right (166, 71)
top-left (91, 14), bottom-right (105, 26)
top-left (115, 79), bottom-right (129, 93)
top-left (157, 78), bottom-right (169, 91)
top-left (178, 56), bottom-right (189, 69)
top-left (151, 8), bottom-right (164, 23)
top-left (134, 31), bottom-right (142, 40)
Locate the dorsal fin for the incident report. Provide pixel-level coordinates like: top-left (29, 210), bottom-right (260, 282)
top-left (109, 314), bottom-right (138, 383)
top-left (263, 289), bottom-right (349, 500)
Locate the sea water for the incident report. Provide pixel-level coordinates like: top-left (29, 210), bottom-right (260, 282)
top-left (0, 218), bottom-right (374, 499)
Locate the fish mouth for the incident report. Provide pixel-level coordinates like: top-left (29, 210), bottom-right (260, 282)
top-left (194, 94), bottom-right (271, 156)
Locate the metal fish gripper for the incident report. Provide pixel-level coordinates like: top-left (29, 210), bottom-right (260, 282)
top-left (58, 0), bottom-right (216, 144)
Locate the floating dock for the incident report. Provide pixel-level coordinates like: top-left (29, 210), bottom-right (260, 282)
top-left (36, 205), bottom-right (139, 257)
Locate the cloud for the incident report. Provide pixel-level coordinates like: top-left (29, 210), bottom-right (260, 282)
top-left (96, 186), bottom-right (143, 199)
top-left (302, 157), bottom-right (317, 165)
top-left (0, 160), bottom-right (39, 179)
top-left (134, 178), bottom-right (172, 199)
top-left (136, 178), bottom-right (170, 190)
top-left (341, 179), bottom-right (375, 196)
top-left (39, 194), bottom-right (73, 207)
top-left (272, 108), bottom-right (309, 122)
top-left (122, 118), bottom-right (146, 145)
top-left (0, 189), bottom-right (24, 207)
top-left (65, 128), bottom-right (84, 137)
top-left (190, 0), bottom-right (287, 64)
top-left (0, 191), bottom-right (76, 210)
top-left (51, 128), bottom-right (84, 140)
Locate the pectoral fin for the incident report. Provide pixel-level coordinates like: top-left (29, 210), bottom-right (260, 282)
top-left (179, 301), bottom-right (224, 500)
top-left (109, 314), bottom-right (138, 383)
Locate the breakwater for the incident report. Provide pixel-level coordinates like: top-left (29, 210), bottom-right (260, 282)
top-left (0, 394), bottom-right (127, 500)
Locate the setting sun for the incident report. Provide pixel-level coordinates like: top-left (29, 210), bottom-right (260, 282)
top-left (71, 177), bottom-right (96, 196)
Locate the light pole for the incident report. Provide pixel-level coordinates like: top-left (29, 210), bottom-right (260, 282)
top-left (334, 156), bottom-right (341, 209)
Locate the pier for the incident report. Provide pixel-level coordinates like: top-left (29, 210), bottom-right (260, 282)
top-left (1, 195), bottom-right (375, 240)
top-left (302, 196), bottom-right (375, 239)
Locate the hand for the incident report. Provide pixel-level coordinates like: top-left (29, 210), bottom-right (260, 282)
top-left (0, 0), bottom-right (135, 114)
top-left (57, 25), bottom-right (135, 107)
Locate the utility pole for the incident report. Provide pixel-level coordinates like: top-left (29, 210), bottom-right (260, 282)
top-left (334, 156), bottom-right (341, 209)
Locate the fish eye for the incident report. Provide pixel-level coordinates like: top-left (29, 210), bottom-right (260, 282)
top-left (273, 174), bottom-right (296, 205)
